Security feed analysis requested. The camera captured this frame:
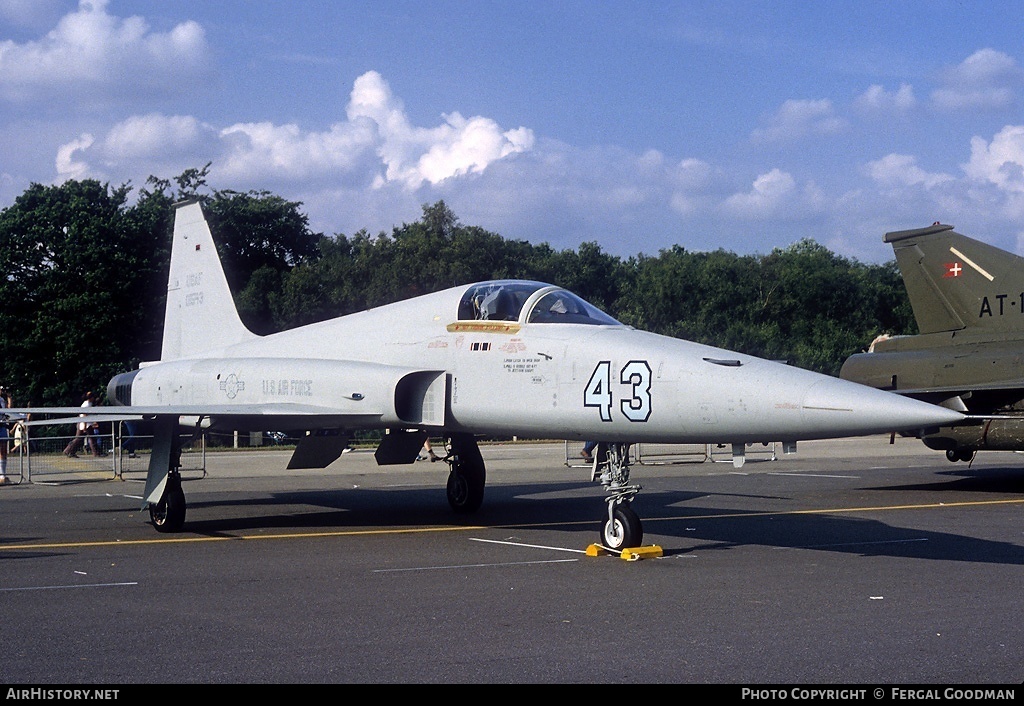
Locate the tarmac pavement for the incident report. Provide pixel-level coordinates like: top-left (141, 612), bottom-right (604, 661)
top-left (1, 434), bottom-right (1022, 684)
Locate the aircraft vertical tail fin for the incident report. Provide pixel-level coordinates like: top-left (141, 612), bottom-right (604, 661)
top-left (885, 223), bottom-right (1024, 335)
top-left (160, 200), bottom-right (258, 360)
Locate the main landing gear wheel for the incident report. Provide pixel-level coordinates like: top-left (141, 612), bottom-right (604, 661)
top-left (149, 474), bottom-right (186, 532)
top-left (946, 449), bottom-right (975, 463)
top-left (445, 434), bottom-right (486, 514)
top-left (601, 503), bottom-right (643, 551)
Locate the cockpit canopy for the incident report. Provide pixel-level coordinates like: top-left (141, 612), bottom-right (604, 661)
top-left (458, 280), bottom-right (621, 325)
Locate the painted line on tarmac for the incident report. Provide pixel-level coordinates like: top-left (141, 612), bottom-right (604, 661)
top-left (767, 472), bottom-right (861, 478)
top-left (0, 582), bottom-right (138, 592)
top-left (774, 537), bottom-right (929, 550)
top-left (641, 497), bottom-right (1024, 524)
top-left (469, 537), bottom-right (588, 554)
top-left (0, 524), bottom-right (493, 551)
top-left (373, 558), bottom-right (578, 573)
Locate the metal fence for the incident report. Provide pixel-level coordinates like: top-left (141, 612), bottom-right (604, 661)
top-left (7, 421), bottom-right (206, 485)
top-left (708, 441), bottom-right (778, 464)
top-left (563, 440), bottom-right (780, 468)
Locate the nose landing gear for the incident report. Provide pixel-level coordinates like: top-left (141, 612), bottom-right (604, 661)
top-left (591, 442), bottom-right (643, 550)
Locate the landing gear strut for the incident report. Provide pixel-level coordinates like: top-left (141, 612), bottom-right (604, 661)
top-left (592, 443), bottom-right (643, 550)
top-left (442, 433), bottom-right (486, 514)
top-left (145, 416), bottom-right (187, 533)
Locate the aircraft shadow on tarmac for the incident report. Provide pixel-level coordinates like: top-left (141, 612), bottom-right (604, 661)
top-left (113, 474), bottom-right (1024, 567)
top-left (873, 463), bottom-right (1024, 494)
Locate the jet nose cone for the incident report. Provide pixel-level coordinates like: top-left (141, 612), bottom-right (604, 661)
top-left (802, 377), bottom-right (963, 436)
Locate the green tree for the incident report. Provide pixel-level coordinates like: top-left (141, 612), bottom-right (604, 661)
top-left (0, 180), bottom-right (167, 405)
top-left (203, 189), bottom-right (323, 333)
top-left (618, 239), bottom-right (917, 375)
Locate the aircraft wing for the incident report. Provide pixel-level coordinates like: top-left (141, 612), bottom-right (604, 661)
top-left (7, 402), bottom-right (387, 498)
top-left (5, 403), bottom-right (386, 430)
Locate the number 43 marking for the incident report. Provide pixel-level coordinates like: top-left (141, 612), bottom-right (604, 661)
top-left (584, 360), bottom-right (652, 422)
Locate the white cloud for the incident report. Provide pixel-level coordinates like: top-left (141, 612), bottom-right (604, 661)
top-left (854, 83), bottom-right (916, 114)
top-left (415, 112), bottom-right (533, 185)
top-left (963, 125), bottom-right (1024, 193)
top-left (218, 120), bottom-right (379, 183)
top-left (723, 168), bottom-right (818, 218)
top-left (751, 99), bottom-right (847, 143)
top-left (103, 114), bottom-right (208, 161)
top-left (667, 158), bottom-right (716, 215)
top-left (54, 132), bottom-right (93, 180)
top-left (931, 49), bottom-right (1023, 111)
top-left (0, 0), bottom-right (210, 105)
top-left (863, 154), bottom-right (954, 189)
top-left (54, 114), bottom-right (217, 182)
top-left (212, 72), bottom-right (536, 189)
top-left (51, 71), bottom-right (536, 196)
top-left (345, 71), bottom-right (536, 189)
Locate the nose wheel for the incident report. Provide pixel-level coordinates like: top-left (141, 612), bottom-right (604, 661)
top-left (602, 499), bottom-right (643, 550)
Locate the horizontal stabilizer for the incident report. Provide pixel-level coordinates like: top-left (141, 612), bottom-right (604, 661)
top-left (22, 413), bottom-right (146, 427)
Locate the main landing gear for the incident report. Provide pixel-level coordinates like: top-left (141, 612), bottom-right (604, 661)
top-left (440, 433), bottom-right (486, 514)
top-left (591, 442), bottom-right (643, 550)
top-left (149, 469), bottom-right (186, 532)
top-left (146, 418), bottom-right (188, 533)
top-left (945, 448), bottom-right (976, 463)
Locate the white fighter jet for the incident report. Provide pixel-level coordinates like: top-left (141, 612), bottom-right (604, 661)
top-left (11, 201), bottom-right (964, 548)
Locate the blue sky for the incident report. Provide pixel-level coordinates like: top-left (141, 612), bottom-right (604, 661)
top-left (2, 0), bottom-right (1024, 263)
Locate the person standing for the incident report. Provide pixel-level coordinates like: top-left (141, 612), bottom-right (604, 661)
top-left (415, 436), bottom-right (441, 462)
top-left (580, 440), bottom-right (597, 461)
top-left (64, 391), bottom-right (99, 458)
top-left (0, 385), bottom-right (10, 485)
top-left (119, 420), bottom-right (138, 458)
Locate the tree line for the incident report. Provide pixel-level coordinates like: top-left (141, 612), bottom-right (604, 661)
top-left (0, 166), bottom-right (915, 408)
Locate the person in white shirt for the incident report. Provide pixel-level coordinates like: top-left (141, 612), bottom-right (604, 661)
top-left (63, 390), bottom-right (104, 458)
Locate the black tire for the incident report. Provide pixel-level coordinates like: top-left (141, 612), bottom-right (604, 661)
top-left (601, 504), bottom-right (643, 550)
top-left (446, 436), bottom-right (485, 514)
top-left (149, 485), bottom-right (186, 532)
top-left (946, 449), bottom-right (960, 463)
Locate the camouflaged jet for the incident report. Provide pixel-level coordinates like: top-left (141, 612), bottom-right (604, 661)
top-left (841, 223), bottom-right (1024, 463)
top-left (8, 202), bottom-right (963, 549)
